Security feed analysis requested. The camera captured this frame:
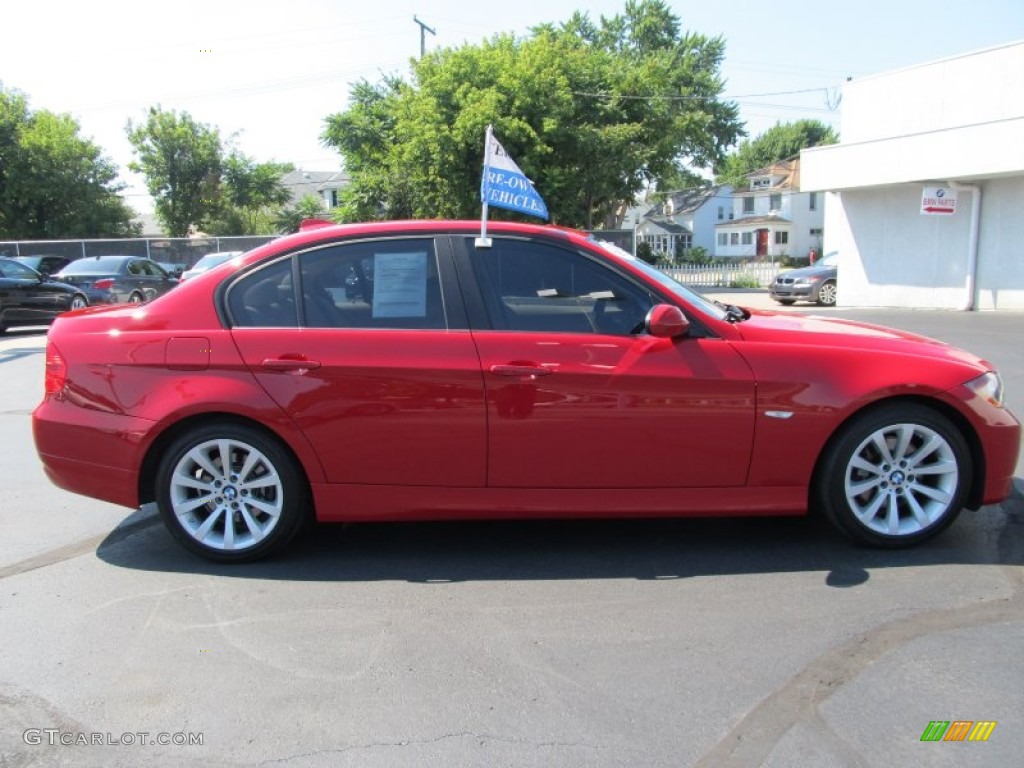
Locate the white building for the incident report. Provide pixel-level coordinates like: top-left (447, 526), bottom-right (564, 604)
top-left (801, 41), bottom-right (1024, 310)
top-left (715, 159), bottom-right (824, 262)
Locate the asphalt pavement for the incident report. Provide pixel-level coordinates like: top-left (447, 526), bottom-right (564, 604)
top-left (1, 308), bottom-right (1022, 768)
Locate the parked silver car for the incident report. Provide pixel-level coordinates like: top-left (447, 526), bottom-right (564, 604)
top-left (179, 251), bottom-right (243, 282)
top-left (769, 252), bottom-right (838, 306)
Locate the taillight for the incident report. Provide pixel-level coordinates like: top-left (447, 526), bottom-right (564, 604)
top-left (94, 278), bottom-right (114, 291)
top-left (44, 341), bottom-right (67, 396)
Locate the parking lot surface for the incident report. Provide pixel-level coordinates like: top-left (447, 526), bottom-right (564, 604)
top-left (1, 301), bottom-right (1021, 767)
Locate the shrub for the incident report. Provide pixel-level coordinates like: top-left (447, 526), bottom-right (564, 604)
top-left (729, 275), bottom-right (761, 289)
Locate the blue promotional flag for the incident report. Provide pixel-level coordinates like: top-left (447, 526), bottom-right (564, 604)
top-left (480, 127), bottom-right (549, 220)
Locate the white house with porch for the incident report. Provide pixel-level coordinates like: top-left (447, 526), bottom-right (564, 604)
top-left (715, 158), bottom-right (824, 263)
top-left (634, 186), bottom-right (729, 259)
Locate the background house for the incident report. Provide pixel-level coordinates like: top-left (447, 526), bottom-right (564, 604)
top-left (715, 158), bottom-right (823, 262)
top-left (801, 41), bottom-right (1024, 309)
top-left (280, 169), bottom-right (350, 211)
top-left (634, 185), bottom-right (729, 260)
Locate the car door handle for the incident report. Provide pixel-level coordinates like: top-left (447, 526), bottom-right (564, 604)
top-left (261, 357), bottom-right (322, 372)
top-left (489, 364), bottom-right (553, 377)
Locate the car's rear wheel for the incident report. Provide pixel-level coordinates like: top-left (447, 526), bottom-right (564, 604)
top-left (155, 423), bottom-right (308, 562)
top-left (70, 294), bottom-right (88, 310)
top-left (816, 280), bottom-right (837, 306)
top-left (817, 404), bottom-right (970, 547)
top-left (128, 291), bottom-right (145, 304)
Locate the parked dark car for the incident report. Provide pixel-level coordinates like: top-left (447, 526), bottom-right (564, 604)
top-left (12, 254), bottom-right (72, 277)
top-left (0, 257), bottom-right (88, 333)
top-left (769, 252), bottom-right (839, 306)
top-left (52, 255), bottom-right (179, 305)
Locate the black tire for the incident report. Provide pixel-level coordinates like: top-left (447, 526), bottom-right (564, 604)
top-left (155, 422), bottom-right (309, 562)
top-left (816, 403), bottom-right (970, 548)
top-left (70, 294), bottom-right (88, 311)
top-left (816, 280), bottom-right (837, 306)
top-left (775, 299), bottom-right (796, 306)
top-left (128, 292), bottom-right (145, 304)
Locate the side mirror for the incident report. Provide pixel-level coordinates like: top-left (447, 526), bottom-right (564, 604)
top-left (645, 304), bottom-right (689, 338)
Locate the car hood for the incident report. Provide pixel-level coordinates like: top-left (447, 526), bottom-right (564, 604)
top-left (733, 309), bottom-right (991, 369)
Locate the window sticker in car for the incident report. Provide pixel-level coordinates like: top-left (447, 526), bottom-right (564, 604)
top-left (372, 251), bottom-right (428, 318)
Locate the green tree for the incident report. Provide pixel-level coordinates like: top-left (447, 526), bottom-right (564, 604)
top-left (205, 152), bottom-right (294, 235)
top-left (323, 0), bottom-right (742, 229)
top-left (715, 119), bottom-right (838, 188)
top-left (126, 107), bottom-right (223, 237)
top-left (0, 86), bottom-right (138, 238)
top-left (274, 194), bottom-right (329, 234)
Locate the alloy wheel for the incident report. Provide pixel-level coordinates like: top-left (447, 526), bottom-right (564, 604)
top-left (168, 437), bottom-right (285, 552)
top-left (843, 422), bottom-right (959, 537)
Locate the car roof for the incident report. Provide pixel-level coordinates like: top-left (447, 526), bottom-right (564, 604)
top-left (275, 219), bottom-right (590, 255)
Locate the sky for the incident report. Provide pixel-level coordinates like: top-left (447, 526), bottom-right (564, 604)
top-left (3, 0), bottom-right (1022, 215)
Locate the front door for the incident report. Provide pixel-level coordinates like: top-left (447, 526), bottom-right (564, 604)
top-left (458, 237), bottom-right (756, 489)
top-left (756, 229), bottom-right (769, 257)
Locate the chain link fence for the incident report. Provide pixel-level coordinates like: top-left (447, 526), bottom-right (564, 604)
top-left (0, 236), bottom-right (278, 270)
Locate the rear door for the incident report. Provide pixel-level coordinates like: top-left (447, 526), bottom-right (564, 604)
top-left (226, 236), bottom-right (487, 487)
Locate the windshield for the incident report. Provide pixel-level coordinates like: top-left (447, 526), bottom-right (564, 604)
top-left (592, 240), bottom-right (729, 321)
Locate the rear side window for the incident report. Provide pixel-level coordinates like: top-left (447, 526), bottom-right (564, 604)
top-left (297, 238), bottom-right (446, 329)
top-left (227, 238), bottom-right (446, 330)
top-left (227, 259), bottom-right (298, 327)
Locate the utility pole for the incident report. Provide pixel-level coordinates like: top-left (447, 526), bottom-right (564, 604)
top-left (413, 15), bottom-right (436, 59)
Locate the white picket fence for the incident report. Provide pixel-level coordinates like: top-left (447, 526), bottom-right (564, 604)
top-left (657, 262), bottom-right (780, 288)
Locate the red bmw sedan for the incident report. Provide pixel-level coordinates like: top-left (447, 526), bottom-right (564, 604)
top-left (33, 221), bottom-right (1021, 562)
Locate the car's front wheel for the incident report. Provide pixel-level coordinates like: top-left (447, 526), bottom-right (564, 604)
top-left (128, 291), bottom-right (145, 304)
top-left (70, 294), bottom-right (88, 311)
top-left (155, 422), bottom-right (308, 562)
top-left (817, 403), bottom-right (970, 547)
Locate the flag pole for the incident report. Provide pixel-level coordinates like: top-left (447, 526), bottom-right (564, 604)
top-left (475, 124), bottom-right (493, 248)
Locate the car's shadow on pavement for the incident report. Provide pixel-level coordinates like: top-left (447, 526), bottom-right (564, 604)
top-left (95, 500), bottom-right (1024, 587)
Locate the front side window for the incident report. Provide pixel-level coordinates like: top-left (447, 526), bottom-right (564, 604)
top-left (469, 239), bottom-right (655, 335)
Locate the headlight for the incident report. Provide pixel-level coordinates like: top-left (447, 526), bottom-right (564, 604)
top-left (794, 277), bottom-right (820, 286)
top-left (965, 371), bottom-right (1005, 407)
